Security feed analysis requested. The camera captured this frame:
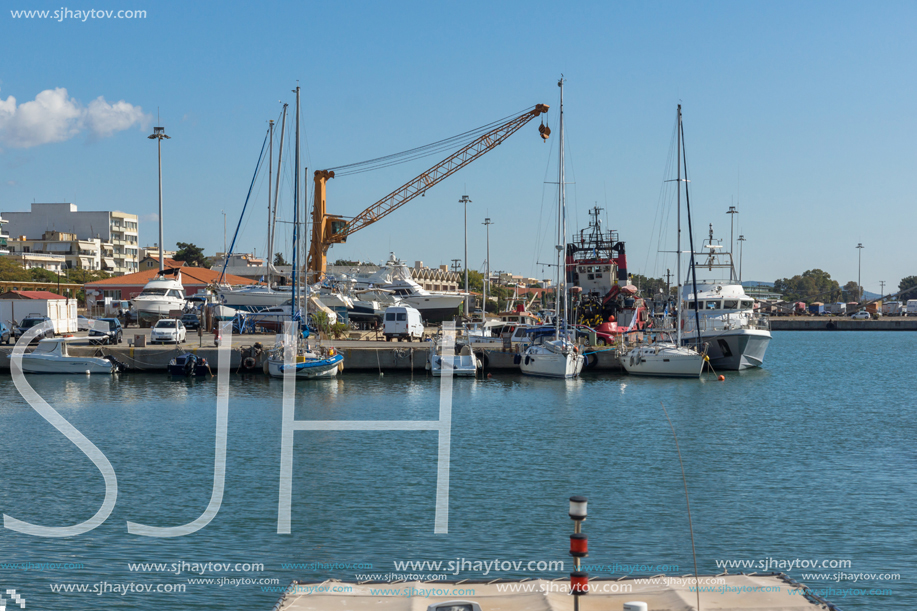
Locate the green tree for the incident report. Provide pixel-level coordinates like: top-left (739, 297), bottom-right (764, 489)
top-left (0, 257), bottom-right (31, 281)
top-left (465, 270), bottom-right (484, 293)
top-left (774, 269), bottom-right (841, 303)
top-left (842, 280), bottom-right (860, 302)
top-left (898, 276), bottom-right (917, 299)
top-left (628, 274), bottom-right (668, 299)
top-left (332, 259), bottom-right (359, 266)
top-left (274, 253), bottom-right (290, 266)
top-left (174, 242), bottom-right (210, 267)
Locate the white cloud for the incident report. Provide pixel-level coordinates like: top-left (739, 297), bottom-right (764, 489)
top-left (0, 86), bottom-right (151, 149)
top-left (140, 213), bottom-right (159, 223)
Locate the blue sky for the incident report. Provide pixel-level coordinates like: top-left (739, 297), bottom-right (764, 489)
top-left (1, 1), bottom-right (914, 293)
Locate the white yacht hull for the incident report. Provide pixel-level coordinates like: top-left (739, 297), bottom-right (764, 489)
top-left (681, 328), bottom-right (770, 371)
top-left (429, 354), bottom-right (479, 377)
top-left (17, 355), bottom-right (116, 374)
top-left (620, 344), bottom-right (704, 378)
top-left (133, 297), bottom-right (185, 319)
top-left (520, 349), bottom-right (584, 379)
top-left (218, 287), bottom-right (291, 309)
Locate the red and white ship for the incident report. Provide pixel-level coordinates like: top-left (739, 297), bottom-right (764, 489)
top-left (566, 206), bottom-right (650, 340)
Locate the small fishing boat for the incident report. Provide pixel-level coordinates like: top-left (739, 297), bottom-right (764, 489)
top-left (10, 337), bottom-right (125, 374)
top-left (267, 344), bottom-right (344, 379)
top-left (168, 352), bottom-right (212, 377)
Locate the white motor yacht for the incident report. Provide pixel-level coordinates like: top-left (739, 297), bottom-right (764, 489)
top-left (10, 337), bottom-right (123, 374)
top-left (132, 268), bottom-right (186, 325)
top-left (338, 253), bottom-right (466, 321)
top-left (680, 226), bottom-right (771, 370)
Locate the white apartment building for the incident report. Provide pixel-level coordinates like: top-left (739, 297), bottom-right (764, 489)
top-left (5, 231), bottom-right (115, 273)
top-left (0, 213), bottom-right (9, 255)
top-left (2, 203), bottom-right (139, 275)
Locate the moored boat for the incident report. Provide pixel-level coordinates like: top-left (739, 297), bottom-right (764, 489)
top-left (168, 352), bottom-right (212, 377)
top-left (10, 337), bottom-right (124, 374)
top-left (131, 268), bottom-right (186, 326)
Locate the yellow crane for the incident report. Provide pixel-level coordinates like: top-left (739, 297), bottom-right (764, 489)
top-left (307, 103), bottom-right (550, 277)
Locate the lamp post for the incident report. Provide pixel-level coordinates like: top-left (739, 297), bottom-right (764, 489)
top-left (569, 496), bottom-right (588, 610)
top-left (460, 194), bottom-right (471, 317)
top-left (737, 234), bottom-right (746, 283)
top-left (857, 243), bottom-right (864, 303)
top-left (482, 217), bottom-right (493, 321)
top-left (726, 206), bottom-right (738, 282)
top-left (148, 124), bottom-right (170, 272)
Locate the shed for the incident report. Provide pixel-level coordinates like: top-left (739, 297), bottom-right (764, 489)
top-left (0, 290), bottom-right (78, 333)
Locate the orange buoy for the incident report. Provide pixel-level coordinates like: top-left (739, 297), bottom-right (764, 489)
top-left (718, 375), bottom-right (725, 381)
top-left (487, 373), bottom-right (492, 379)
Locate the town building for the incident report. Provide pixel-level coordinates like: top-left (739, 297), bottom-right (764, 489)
top-left (1, 203), bottom-right (139, 275)
top-left (4, 231), bottom-right (116, 273)
top-left (0, 213), bottom-right (9, 255)
top-left (209, 252), bottom-right (268, 281)
top-left (411, 261), bottom-right (461, 292)
top-left (139, 245), bottom-right (177, 260)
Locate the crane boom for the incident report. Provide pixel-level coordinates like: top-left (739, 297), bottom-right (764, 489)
top-left (308, 103), bottom-right (549, 276)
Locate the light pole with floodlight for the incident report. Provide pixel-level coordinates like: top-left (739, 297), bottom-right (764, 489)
top-left (148, 124), bottom-right (171, 272)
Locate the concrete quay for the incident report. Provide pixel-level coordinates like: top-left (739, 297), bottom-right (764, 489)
top-left (770, 317), bottom-right (917, 331)
top-left (0, 330), bottom-right (624, 374)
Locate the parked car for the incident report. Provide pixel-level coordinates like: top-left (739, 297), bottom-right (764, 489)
top-left (0, 321), bottom-right (10, 344)
top-left (89, 318), bottom-right (123, 345)
top-left (383, 306), bottom-right (424, 341)
top-left (150, 319), bottom-right (187, 344)
top-left (180, 311), bottom-right (202, 331)
top-left (850, 310), bottom-right (871, 320)
top-left (12, 315), bottom-right (55, 343)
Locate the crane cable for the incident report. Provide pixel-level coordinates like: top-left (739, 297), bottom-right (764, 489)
top-left (324, 106), bottom-right (540, 177)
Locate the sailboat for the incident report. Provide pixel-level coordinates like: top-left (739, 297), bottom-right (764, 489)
top-left (266, 85), bottom-right (344, 380)
top-left (620, 104), bottom-right (705, 378)
top-left (519, 78), bottom-right (585, 379)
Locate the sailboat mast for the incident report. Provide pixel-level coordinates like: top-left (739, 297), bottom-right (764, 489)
top-left (292, 86), bottom-right (300, 322)
top-left (267, 119), bottom-right (273, 288)
top-left (556, 76), bottom-right (565, 339)
top-left (270, 104), bottom-right (288, 288)
top-left (676, 104), bottom-right (682, 347)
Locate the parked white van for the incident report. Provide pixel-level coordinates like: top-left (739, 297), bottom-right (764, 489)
top-left (383, 306), bottom-right (424, 341)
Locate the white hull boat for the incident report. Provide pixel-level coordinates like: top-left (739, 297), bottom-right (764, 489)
top-left (620, 342), bottom-right (704, 378)
top-left (132, 269), bottom-right (186, 323)
top-left (10, 338), bottom-right (123, 374)
top-left (428, 343), bottom-right (480, 377)
top-left (218, 285), bottom-right (291, 310)
top-left (520, 339), bottom-right (584, 379)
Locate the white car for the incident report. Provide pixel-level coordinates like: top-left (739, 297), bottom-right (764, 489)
top-left (850, 310), bottom-right (871, 320)
top-left (150, 319), bottom-right (187, 344)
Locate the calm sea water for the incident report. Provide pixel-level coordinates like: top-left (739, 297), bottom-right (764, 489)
top-left (0, 331), bottom-right (914, 610)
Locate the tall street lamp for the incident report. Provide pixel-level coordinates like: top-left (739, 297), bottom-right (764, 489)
top-left (726, 205), bottom-right (738, 282)
top-left (857, 243), bottom-right (864, 303)
top-left (148, 124), bottom-right (171, 272)
top-left (460, 194), bottom-right (471, 316)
